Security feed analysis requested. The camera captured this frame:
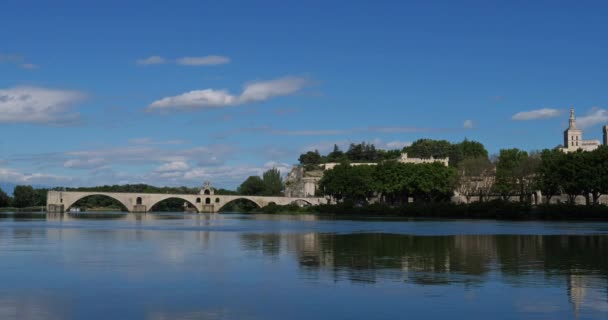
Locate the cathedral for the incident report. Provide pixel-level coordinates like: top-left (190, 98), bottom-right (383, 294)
top-left (560, 108), bottom-right (608, 153)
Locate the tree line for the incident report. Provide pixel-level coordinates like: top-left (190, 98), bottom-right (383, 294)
top-left (316, 141), bottom-right (608, 207)
top-left (298, 139), bottom-right (488, 170)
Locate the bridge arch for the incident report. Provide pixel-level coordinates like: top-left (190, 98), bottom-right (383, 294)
top-left (290, 198), bottom-right (314, 206)
top-left (147, 196), bottom-right (199, 213)
top-left (63, 193), bottom-right (131, 212)
top-left (217, 197), bottom-right (263, 212)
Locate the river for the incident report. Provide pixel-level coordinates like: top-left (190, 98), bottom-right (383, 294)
top-left (0, 213), bottom-right (607, 319)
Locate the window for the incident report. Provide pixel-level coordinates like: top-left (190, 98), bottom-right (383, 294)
top-left (206, 198), bottom-right (211, 204)
top-left (136, 197), bottom-right (142, 205)
top-left (196, 197), bottom-right (201, 203)
top-left (215, 198), bottom-right (220, 203)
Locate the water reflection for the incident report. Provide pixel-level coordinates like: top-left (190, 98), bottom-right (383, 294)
top-left (0, 213), bottom-right (607, 319)
top-left (241, 232), bottom-right (608, 315)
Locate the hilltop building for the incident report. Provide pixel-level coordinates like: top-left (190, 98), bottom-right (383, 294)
top-left (285, 153), bottom-right (449, 197)
top-left (560, 109), bottom-right (602, 153)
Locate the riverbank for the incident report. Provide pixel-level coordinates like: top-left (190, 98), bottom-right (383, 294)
top-left (0, 206), bottom-right (45, 213)
top-left (254, 201), bottom-right (608, 220)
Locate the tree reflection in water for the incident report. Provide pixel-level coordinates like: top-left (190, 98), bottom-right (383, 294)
top-left (240, 232), bottom-right (608, 310)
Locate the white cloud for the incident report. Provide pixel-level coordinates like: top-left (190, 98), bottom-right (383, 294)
top-left (576, 108), bottom-right (608, 129)
top-left (128, 138), bottom-right (186, 145)
top-left (263, 161), bottom-right (292, 175)
top-left (512, 108), bottom-right (561, 120)
top-left (0, 86), bottom-right (84, 124)
top-left (20, 63), bottom-right (38, 70)
top-left (147, 76), bottom-right (309, 110)
top-left (64, 158), bottom-right (106, 169)
top-left (239, 77), bottom-right (308, 103)
top-left (149, 89), bottom-right (237, 109)
top-left (176, 55), bottom-right (230, 66)
top-left (386, 141), bottom-right (411, 149)
top-left (463, 120), bottom-right (474, 129)
top-left (0, 166), bottom-right (73, 185)
top-left (155, 161), bottom-right (190, 172)
top-left (0, 54), bottom-right (22, 63)
top-left (0, 54), bottom-right (38, 69)
top-left (136, 56), bottom-right (166, 65)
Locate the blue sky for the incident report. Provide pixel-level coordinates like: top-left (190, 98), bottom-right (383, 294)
top-left (1, 0), bottom-right (608, 189)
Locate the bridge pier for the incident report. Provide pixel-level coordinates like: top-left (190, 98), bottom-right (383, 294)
top-left (132, 205), bottom-right (147, 213)
top-left (47, 204), bottom-right (65, 214)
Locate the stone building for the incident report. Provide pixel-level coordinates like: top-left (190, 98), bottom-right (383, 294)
top-left (560, 109), bottom-right (602, 153)
top-left (284, 153), bottom-right (449, 197)
top-left (399, 153), bottom-right (449, 166)
top-left (284, 166), bottom-right (324, 197)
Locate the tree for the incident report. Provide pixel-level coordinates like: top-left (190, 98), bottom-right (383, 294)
top-left (559, 151), bottom-right (584, 204)
top-left (513, 151), bottom-right (541, 203)
top-left (0, 187), bottom-right (11, 207)
top-left (319, 163), bottom-right (376, 203)
top-left (456, 157), bottom-right (495, 202)
top-left (13, 185), bottom-right (38, 208)
top-left (404, 138), bottom-right (489, 167)
top-left (375, 161), bottom-right (412, 205)
top-left (262, 168), bottom-right (284, 196)
top-left (346, 142), bottom-right (380, 162)
top-left (326, 145), bottom-right (346, 162)
top-left (578, 146), bottom-right (608, 205)
top-left (494, 149), bottom-right (528, 201)
top-left (537, 149), bottom-right (563, 204)
top-left (409, 163), bottom-right (458, 202)
top-left (458, 139), bottom-right (489, 160)
top-left (404, 139), bottom-right (452, 159)
top-left (298, 150), bottom-right (322, 170)
top-left (237, 176), bottom-right (265, 196)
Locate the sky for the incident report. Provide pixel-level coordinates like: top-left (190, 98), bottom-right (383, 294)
top-left (1, 0), bottom-right (608, 189)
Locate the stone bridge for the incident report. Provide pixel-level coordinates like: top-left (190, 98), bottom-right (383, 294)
top-left (46, 190), bottom-right (327, 213)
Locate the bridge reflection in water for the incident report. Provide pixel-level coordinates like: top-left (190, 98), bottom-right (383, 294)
top-left (2, 213), bottom-right (606, 319)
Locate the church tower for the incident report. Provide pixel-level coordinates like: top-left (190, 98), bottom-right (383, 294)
top-left (603, 125), bottom-right (608, 146)
top-left (564, 108), bottom-right (583, 149)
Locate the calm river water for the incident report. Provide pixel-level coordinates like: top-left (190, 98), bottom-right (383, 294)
top-left (0, 213), bottom-right (607, 319)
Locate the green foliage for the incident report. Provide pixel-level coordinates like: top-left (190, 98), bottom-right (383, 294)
top-left (297, 139), bottom-right (488, 168)
top-left (403, 138), bottom-right (489, 167)
top-left (345, 142), bottom-right (380, 162)
top-left (298, 150), bottom-right (322, 166)
top-left (237, 168), bottom-right (284, 197)
top-left (537, 149), bottom-right (563, 203)
top-left (262, 168), bottom-right (284, 196)
top-left (319, 163), bottom-right (377, 203)
top-left (237, 176), bottom-right (265, 195)
top-left (13, 185), bottom-right (39, 208)
top-left (326, 144), bottom-right (346, 162)
top-left (0, 187), bottom-right (11, 207)
top-left (319, 161), bottom-right (457, 204)
top-left (73, 195), bottom-right (128, 211)
top-left (494, 148), bottom-right (532, 200)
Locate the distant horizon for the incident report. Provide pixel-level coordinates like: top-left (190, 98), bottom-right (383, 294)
top-left (2, 1), bottom-right (608, 189)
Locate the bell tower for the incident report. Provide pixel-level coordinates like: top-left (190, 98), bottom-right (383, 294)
top-left (603, 125), bottom-right (608, 146)
top-left (563, 108), bottom-right (582, 150)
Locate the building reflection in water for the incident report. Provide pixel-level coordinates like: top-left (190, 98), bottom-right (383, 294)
top-left (240, 232), bottom-right (608, 315)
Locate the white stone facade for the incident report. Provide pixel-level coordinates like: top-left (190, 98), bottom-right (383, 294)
top-left (560, 109), bottom-right (603, 153)
top-left (399, 153), bottom-right (449, 166)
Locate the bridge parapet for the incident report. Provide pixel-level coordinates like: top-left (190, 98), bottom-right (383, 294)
top-left (46, 190), bottom-right (328, 213)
